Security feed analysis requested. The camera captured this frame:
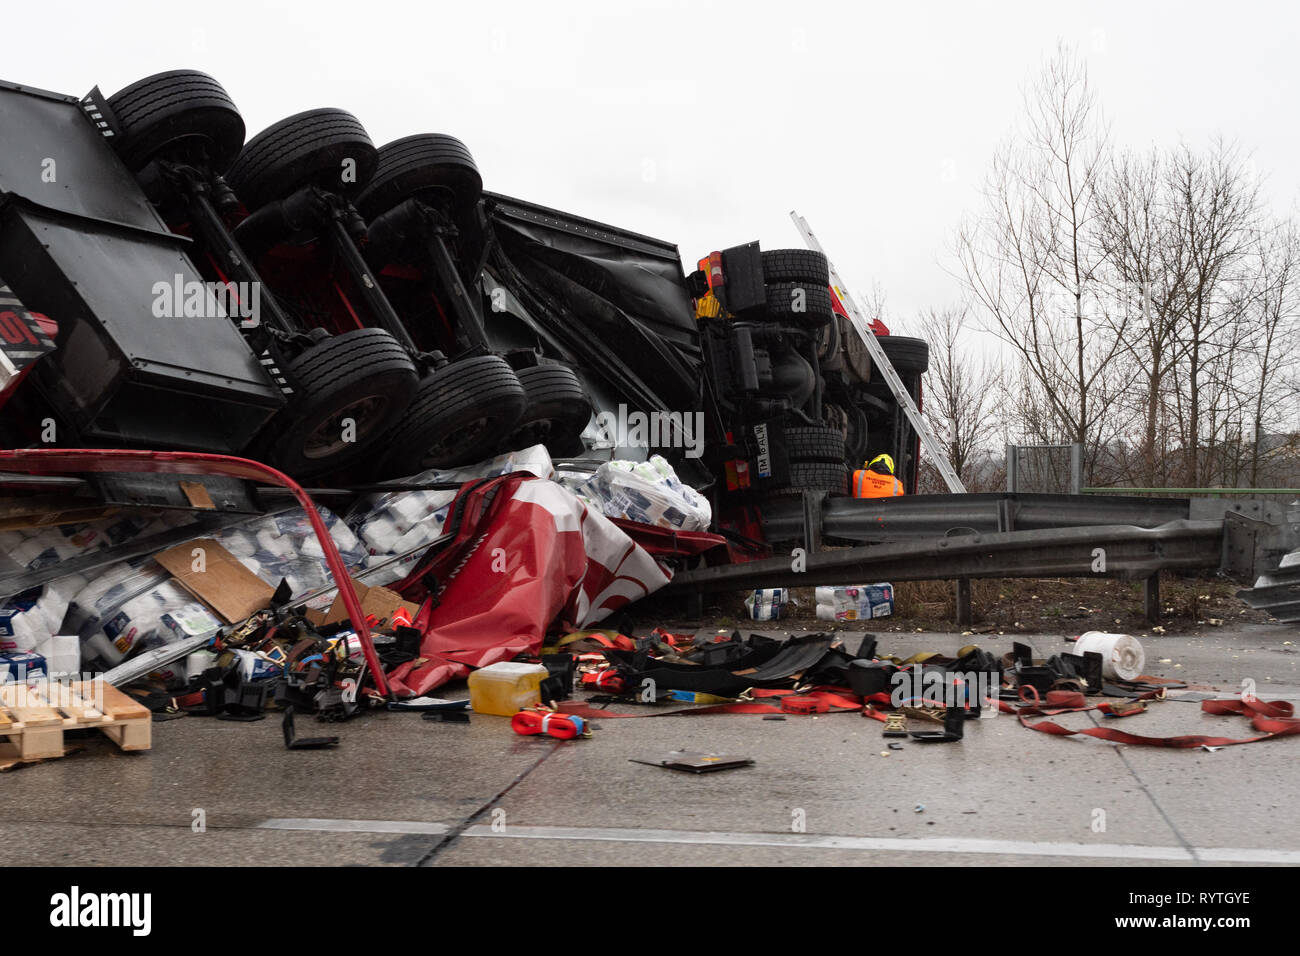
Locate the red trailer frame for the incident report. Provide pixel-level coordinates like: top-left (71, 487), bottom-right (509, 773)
top-left (0, 448), bottom-right (392, 698)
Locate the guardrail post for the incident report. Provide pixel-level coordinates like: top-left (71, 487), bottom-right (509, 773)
top-left (955, 577), bottom-right (973, 627)
top-left (802, 491), bottom-right (823, 554)
top-left (1144, 573), bottom-right (1160, 624)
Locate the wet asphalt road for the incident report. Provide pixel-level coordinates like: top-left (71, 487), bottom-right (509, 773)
top-left (2, 623), bottom-right (1297, 867)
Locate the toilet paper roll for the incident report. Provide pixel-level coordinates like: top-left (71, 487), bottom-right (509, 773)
top-left (1070, 631), bottom-right (1146, 682)
top-left (360, 516), bottom-right (404, 555)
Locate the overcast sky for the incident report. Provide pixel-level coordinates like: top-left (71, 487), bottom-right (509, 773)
top-left (6, 1), bottom-right (1297, 333)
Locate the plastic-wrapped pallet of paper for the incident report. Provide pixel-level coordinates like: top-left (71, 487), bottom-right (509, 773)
top-left (577, 455), bottom-right (711, 532)
top-left (207, 506), bottom-right (366, 599)
top-left (744, 588), bottom-right (790, 621)
top-left (814, 584), bottom-right (893, 621)
top-left (555, 468), bottom-right (597, 503)
top-left (1, 591), bottom-right (49, 655)
top-left (64, 560), bottom-right (171, 640)
top-left (349, 444), bottom-right (556, 559)
top-left (81, 579), bottom-right (210, 671)
top-left (0, 510), bottom-right (198, 573)
top-left (32, 635), bottom-right (80, 676)
top-left (0, 576), bottom-right (90, 656)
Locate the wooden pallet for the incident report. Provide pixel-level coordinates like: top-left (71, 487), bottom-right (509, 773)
top-left (0, 680), bottom-right (151, 770)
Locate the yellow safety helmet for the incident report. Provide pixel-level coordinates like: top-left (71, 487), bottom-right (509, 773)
top-left (867, 454), bottom-right (896, 475)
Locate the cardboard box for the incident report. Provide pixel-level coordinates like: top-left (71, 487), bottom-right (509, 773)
top-left (312, 578), bottom-right (419, 632)
top-left (154, 539), bottom-right (275, 623)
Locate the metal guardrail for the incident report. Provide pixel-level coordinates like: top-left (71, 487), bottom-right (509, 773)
top-left (1086, 487), bottom-right (1300, 496)
top-left (705, 492), bottom-right (1300, 626)
top-left (1238, 548), bottom-right (1300, 623)
top-left (761, 492), bottom-right (1292, 544)
top-left (812, 492), bottom-right (1190, 542)
top-left (668, 520), bottom-right (1228, 595)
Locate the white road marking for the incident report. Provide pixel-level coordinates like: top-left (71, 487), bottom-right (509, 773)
top-left (258, 818), bottom-right (449, 835)
top-left (254, 818), bottom-right (1299, 862)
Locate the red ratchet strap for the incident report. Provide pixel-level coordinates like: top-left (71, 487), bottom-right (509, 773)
top-left (1018, 696), bottom-right (1300, 748)
top-left (650, 627), bottom-right (689, 648)
top-left (557, 687), bottom-right (866, 720)
top-left (581, 669), bottom-right (625, 692)
top-left (782, 696), bottom-right (830, 715)
top-left (999, 684), bottom-right (1163, 719)
top-left (589, 633), bottom-right (637, 652)
top-left (511, 709), bottom-right (586, 740)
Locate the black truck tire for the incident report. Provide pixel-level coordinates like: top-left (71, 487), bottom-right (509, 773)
top-left (877, 335), bottom-right (930, 374)
top-left (784, 425), bottom-right (845, 464)
top-left (258, 328), bottom-right (418, 477)
top-left (355, 134), bottom-right (482, 220)
top-left (106, 70), bottom-right (246, 172)
top-left (761, 249), bottom-right (830, 285)
top-left (379, 354), bottom-right (528, 474)
top-left (768, 461), bottom-right (849, 497)
top-left (503, 365), bottom-right (592, 451)
top-left (764, 281), bottom-right (834, 326)
top-left (226, 108), bottom-right (378, 211)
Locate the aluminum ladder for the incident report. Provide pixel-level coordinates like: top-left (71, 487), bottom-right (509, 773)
top-left (791, 211), bottom-right (967, 493)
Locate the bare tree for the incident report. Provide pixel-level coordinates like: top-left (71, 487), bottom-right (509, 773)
top-left (955, 44), bottom-right (1127, 478)
top-left (1094, 148), bottom-right (1189, 486)
top-left (917, 305), bottom-right (1002, 484)
top-left (1165, 139), bottom-right (1261, 486)
top-left (945, 45), bottom-right (1300, 495)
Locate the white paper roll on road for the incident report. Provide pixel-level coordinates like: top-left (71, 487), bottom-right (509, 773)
top-left (1070, 631), bottom-right (1145, 682)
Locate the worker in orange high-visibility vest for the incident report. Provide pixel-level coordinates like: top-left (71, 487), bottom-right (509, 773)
top-left (852, 453), bottom-right (904, 498)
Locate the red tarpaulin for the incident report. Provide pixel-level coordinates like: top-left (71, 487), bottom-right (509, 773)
top-left (384, 473), bottom-right (722, 697)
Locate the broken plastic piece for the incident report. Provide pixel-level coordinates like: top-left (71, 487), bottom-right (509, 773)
top-left (101, 633), bottom-right (213, 688)
top-left (908, 705), bottom-right (965, 743)
top-left (282, 706), bottom-right (340, 749)
top-left (386, 697), bottom-right (471, 712)
top-left (628, 751), bottom-right (754, 774)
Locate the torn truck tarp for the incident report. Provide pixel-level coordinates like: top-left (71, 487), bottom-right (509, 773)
top-left (384, 473), bottom-right (719, 698)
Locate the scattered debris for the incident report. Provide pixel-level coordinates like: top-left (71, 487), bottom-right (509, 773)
top-left (281, 705), bottom-right (339, 750)
top-left (629, 751), bottom-right (754, 774)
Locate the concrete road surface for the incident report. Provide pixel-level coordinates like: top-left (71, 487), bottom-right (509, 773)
top-left (3, 623), bottom-right (1297, 867)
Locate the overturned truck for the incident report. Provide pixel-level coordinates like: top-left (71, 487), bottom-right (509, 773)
top-left (3, 70), bottom-right (1298, 697)
top-left (0, 69), bottom-right (925, 554)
